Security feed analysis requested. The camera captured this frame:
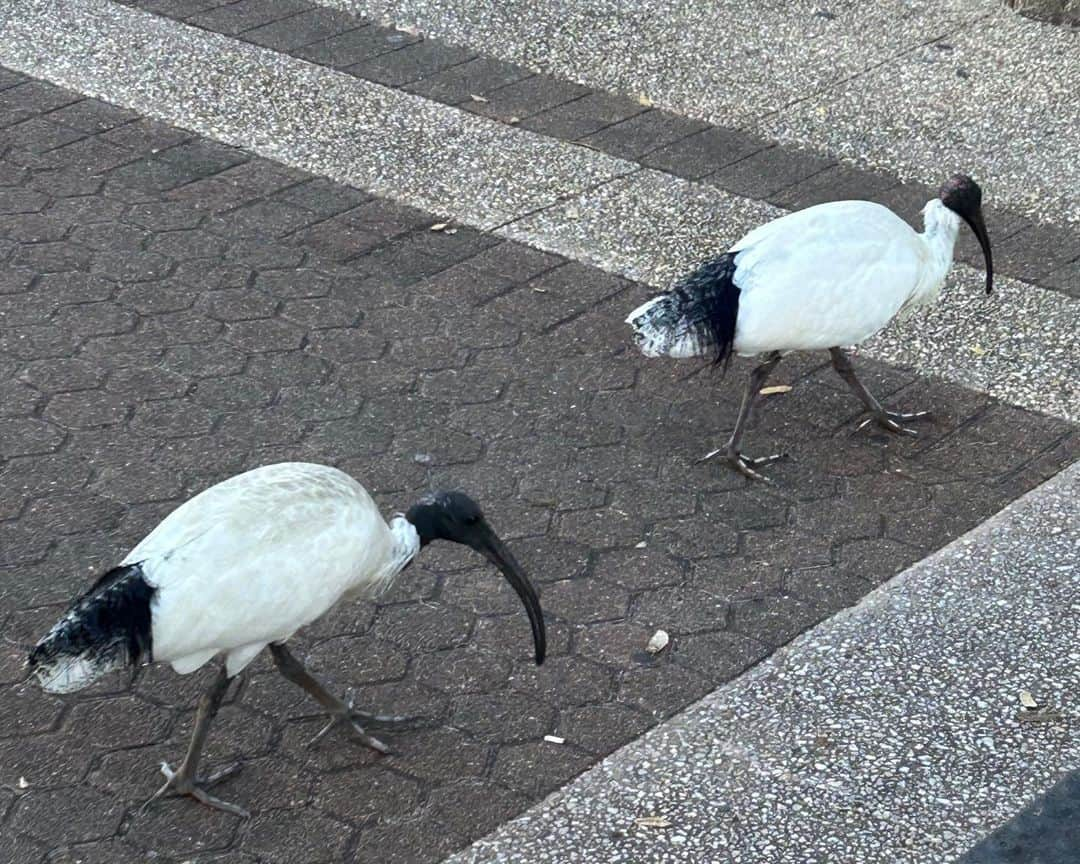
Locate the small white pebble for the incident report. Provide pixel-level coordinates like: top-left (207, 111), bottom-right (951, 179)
top-left (646, 630), bottom-right (670, 654)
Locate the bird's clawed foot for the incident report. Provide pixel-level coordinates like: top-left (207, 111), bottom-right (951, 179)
top-left (141, 761), bottom-right (249, 819)
top-left (306, 689), bottom-right (413, 754)
top-left (884, 409), bottom-right (932, 424)
top-left (697, 447), bottom-right (787, 483)
top-left (728, 451), bottom-right (787, 483)
top-left (858, 409), bottom-right (932, 438)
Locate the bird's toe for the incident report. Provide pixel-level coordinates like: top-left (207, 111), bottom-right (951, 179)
top-left (306, 716), bottom-right (340, 749)
top-left (859, 412), bottom-right (922, 438)
top-left (189, 786), bottom-right (251, 819)
top-left (885, 409), bottom-right (932, 423)
top-left (139, 765), bottom-right (178, 816)
top-left (349, 708), bottom-right (415, 727)
top-left (744, 452), bottom-right (788, 467)
top-left (880, 417), bottom-right (919, 437)
top-left (695, 447), bottom-right (725, 464)
top-left (728, 453), bottom-right (780, 485)
top-left (347, 721), bottom-right (393, 755)
top-left (202, 761), bottom-right (243, 788)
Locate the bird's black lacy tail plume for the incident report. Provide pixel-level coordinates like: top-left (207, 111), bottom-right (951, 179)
top-left (626, 253), bottom-right (740, 369)
top-left (28, 563), bottom-right (155, 694)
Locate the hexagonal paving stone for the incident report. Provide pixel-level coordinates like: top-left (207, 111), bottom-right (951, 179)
top-left (0, 684), bottom-right (65, 739)
top-left (311, 766), bottom-right (421, 822)
top-left (449, 691), bottom-right (556, 745)
top-left (411, 643), bottom-right (512, 695)
top-left (62, 695), bottom-right (172, 750)
top-left (541, 577), bottom-right (630, 624)
top-left (124, 796), bottom-right (239, 856)
top-left (242, 807), bottom-right (354, 864)
top-left (11, 786), bottom-right (123, 845)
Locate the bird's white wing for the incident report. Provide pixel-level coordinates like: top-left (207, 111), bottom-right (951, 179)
top-left (730, 201), bottom-right (928, 354)
top-left (122, 463), bottom-right (399, 671)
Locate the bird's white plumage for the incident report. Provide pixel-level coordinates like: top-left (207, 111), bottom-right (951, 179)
top-left (626, 198), bottom-right (964, 362)
top-left (729, 199), bottom-right (959, 355)
top-left (121, 463), bottom-right (419, 677)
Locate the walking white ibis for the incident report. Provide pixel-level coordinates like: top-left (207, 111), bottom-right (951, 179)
top-left (28, 462), bottom-right (546, 817)
top-left (626, 174), bottom-right (994, 481)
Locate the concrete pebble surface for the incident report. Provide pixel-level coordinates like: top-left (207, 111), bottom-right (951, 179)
top-left (329, 0), bottom-right (1080, 228)
top-left (0, 0), bottom-right (633, 230)
top-left (114, 0), bottom-right (1080, 302)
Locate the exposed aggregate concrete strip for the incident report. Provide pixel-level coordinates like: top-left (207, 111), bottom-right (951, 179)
top-left (326, 0), bottom-right (1080, 228)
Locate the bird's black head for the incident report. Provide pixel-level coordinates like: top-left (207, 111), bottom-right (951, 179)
top-left (939, 173), bottom-right (993, 294)
top-left (406, 491), bottom-right (546, 665)
top-left (406, 490), bottom-right (486, 547)
top-left (939, 173), bottom-right (982, 218)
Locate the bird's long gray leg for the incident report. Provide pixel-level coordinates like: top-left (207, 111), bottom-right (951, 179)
top-left (699, 351), bottom-right (787, 483)
top-left (268, 643), bottom-right (406, 754)
top-left (829, 347), bottom-right (930, 436)
top-left (141, 666), bottom-right (249, 819)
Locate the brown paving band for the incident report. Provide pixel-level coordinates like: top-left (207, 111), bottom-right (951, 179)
top-left (0, 67), bottom-right (1077, 863)
top-left (111, 0), bottom-right (1080, 299)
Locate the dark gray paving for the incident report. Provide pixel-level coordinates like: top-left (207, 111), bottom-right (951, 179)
top-left (0, 70), bottom-right (1076, 864)
top-left (956, 771), bottom-right (1080, 864)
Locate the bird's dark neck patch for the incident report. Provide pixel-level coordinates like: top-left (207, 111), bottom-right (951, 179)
top-left (673, 252), bottom-right (740, 369)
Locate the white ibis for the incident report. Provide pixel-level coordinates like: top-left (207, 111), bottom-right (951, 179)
top-left (28, 462), bottom-right (546, 818)
top-left (626, 174), bottom-right (994, 481)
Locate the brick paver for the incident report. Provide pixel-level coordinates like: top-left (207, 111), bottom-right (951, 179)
top-left (0, 69), bottom-right (1076, 863)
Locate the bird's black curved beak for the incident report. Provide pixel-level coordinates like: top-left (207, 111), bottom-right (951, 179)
top-left (469, 524), bottom-right (546, 665)
top-left (963, 208), bottom-right (993, 294)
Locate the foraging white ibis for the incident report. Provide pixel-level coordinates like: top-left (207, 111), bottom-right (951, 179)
top-left (626, 174), bottom-right (994, 481)
top-left (28, 462), bottom-right (546, 817)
